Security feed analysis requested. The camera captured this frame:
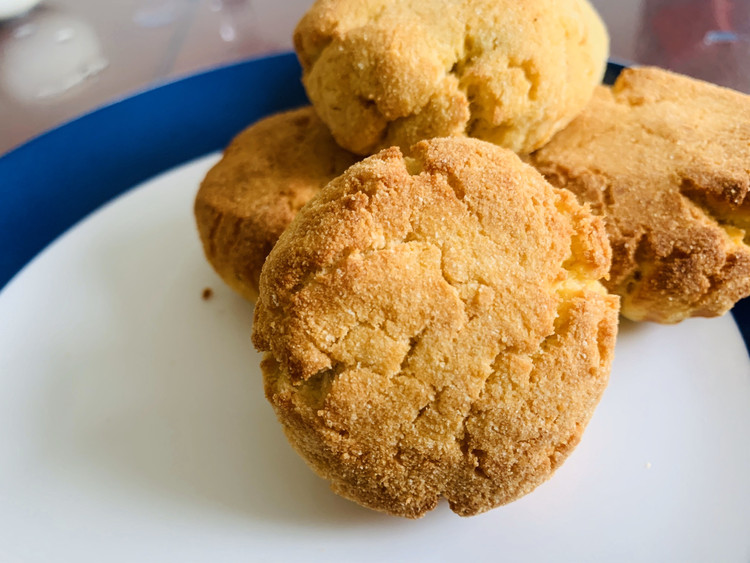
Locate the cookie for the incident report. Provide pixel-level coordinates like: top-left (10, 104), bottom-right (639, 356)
top-left (294, 0), bottom-right (608, 156)
top-left (194, 107), bottom-right (358, 301)
top-left (529, 67), bottom-right (750, 323)
top-left (253, 137), bottom-right (619, 518)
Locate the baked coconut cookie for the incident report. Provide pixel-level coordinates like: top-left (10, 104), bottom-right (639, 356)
top-left (194, 107), bottom-right (358, 301)
top-left (253, 137), bottom-right (619, 518)
top-left (530, 67), bottom-right (750, 323)
top-left (294, 0), bottom-right (608, 156)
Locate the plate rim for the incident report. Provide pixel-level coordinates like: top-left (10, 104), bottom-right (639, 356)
top-left (0, 51), bottom-right (307, 291)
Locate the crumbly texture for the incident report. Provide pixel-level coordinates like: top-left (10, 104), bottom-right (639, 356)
top-left (194, 107), bottom-right (359, 301)
top-left (529, 67), bottom-right (750, 323)
top-left (253, 137), bottom-right (619, 518)
top-left (294, 0), bottom-right (608, 156)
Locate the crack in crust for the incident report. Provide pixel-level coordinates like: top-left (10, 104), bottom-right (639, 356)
top-left (254, 138), bottom-right (618, 518)
top-left (530, 67), bottom-right (750, 323)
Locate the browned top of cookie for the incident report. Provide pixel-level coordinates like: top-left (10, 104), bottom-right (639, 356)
top-left (194, 107), bottom-right (358, 301)
top-left (530, 67), bottom-right (750, 323)
top-left (254, 137), bottom-right (619, 518)
top-left (294, 0), bottom-right (608, 155)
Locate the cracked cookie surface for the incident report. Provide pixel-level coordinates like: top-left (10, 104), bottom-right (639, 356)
top-left (253, 137), bottom-right (619, 518)
top-left (294, 0), bottom-right (608, 156)
top-left (194, 107), bottom-right (359, 301)
top-left (529, 67), bottom-right (750, 323)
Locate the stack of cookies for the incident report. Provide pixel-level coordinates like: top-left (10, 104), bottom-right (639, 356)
top-left (194, 0), bottom-right (750, 518)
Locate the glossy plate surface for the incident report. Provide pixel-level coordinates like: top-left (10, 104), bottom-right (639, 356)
top-left (0, 55), bottom-right (748, 561)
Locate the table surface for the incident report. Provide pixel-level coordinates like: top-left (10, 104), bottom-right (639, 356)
top-left (1, 0), bottom-right (748, 155)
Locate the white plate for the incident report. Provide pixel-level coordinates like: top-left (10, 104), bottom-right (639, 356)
top-left (1, 154), bottom-right (749, 561)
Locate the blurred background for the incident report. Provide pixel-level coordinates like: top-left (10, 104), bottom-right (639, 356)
top-left (0, 0), bottom-right (748, 155)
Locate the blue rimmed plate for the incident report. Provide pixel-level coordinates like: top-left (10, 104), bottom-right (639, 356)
top-left (0, 55), bottom-right (748, 562)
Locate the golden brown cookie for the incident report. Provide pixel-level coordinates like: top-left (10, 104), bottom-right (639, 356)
top-left (294, 0), bottom-right (608, 156)
top-left (529, 67), bottom-right (750, 323)
top-left (253, 137), bottom-right (619, 518)
top-left (194, 107), bottom-right (359, 301)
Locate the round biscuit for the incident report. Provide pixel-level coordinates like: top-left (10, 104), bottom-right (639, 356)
top-left (194, 107), bottom-right (358, 301)
top-left (294, 0), bottom-right (609, 155)
top-left (530, 67), bottom-right (750, 323)
top-left (253, 137), bottom-right (619, 518)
